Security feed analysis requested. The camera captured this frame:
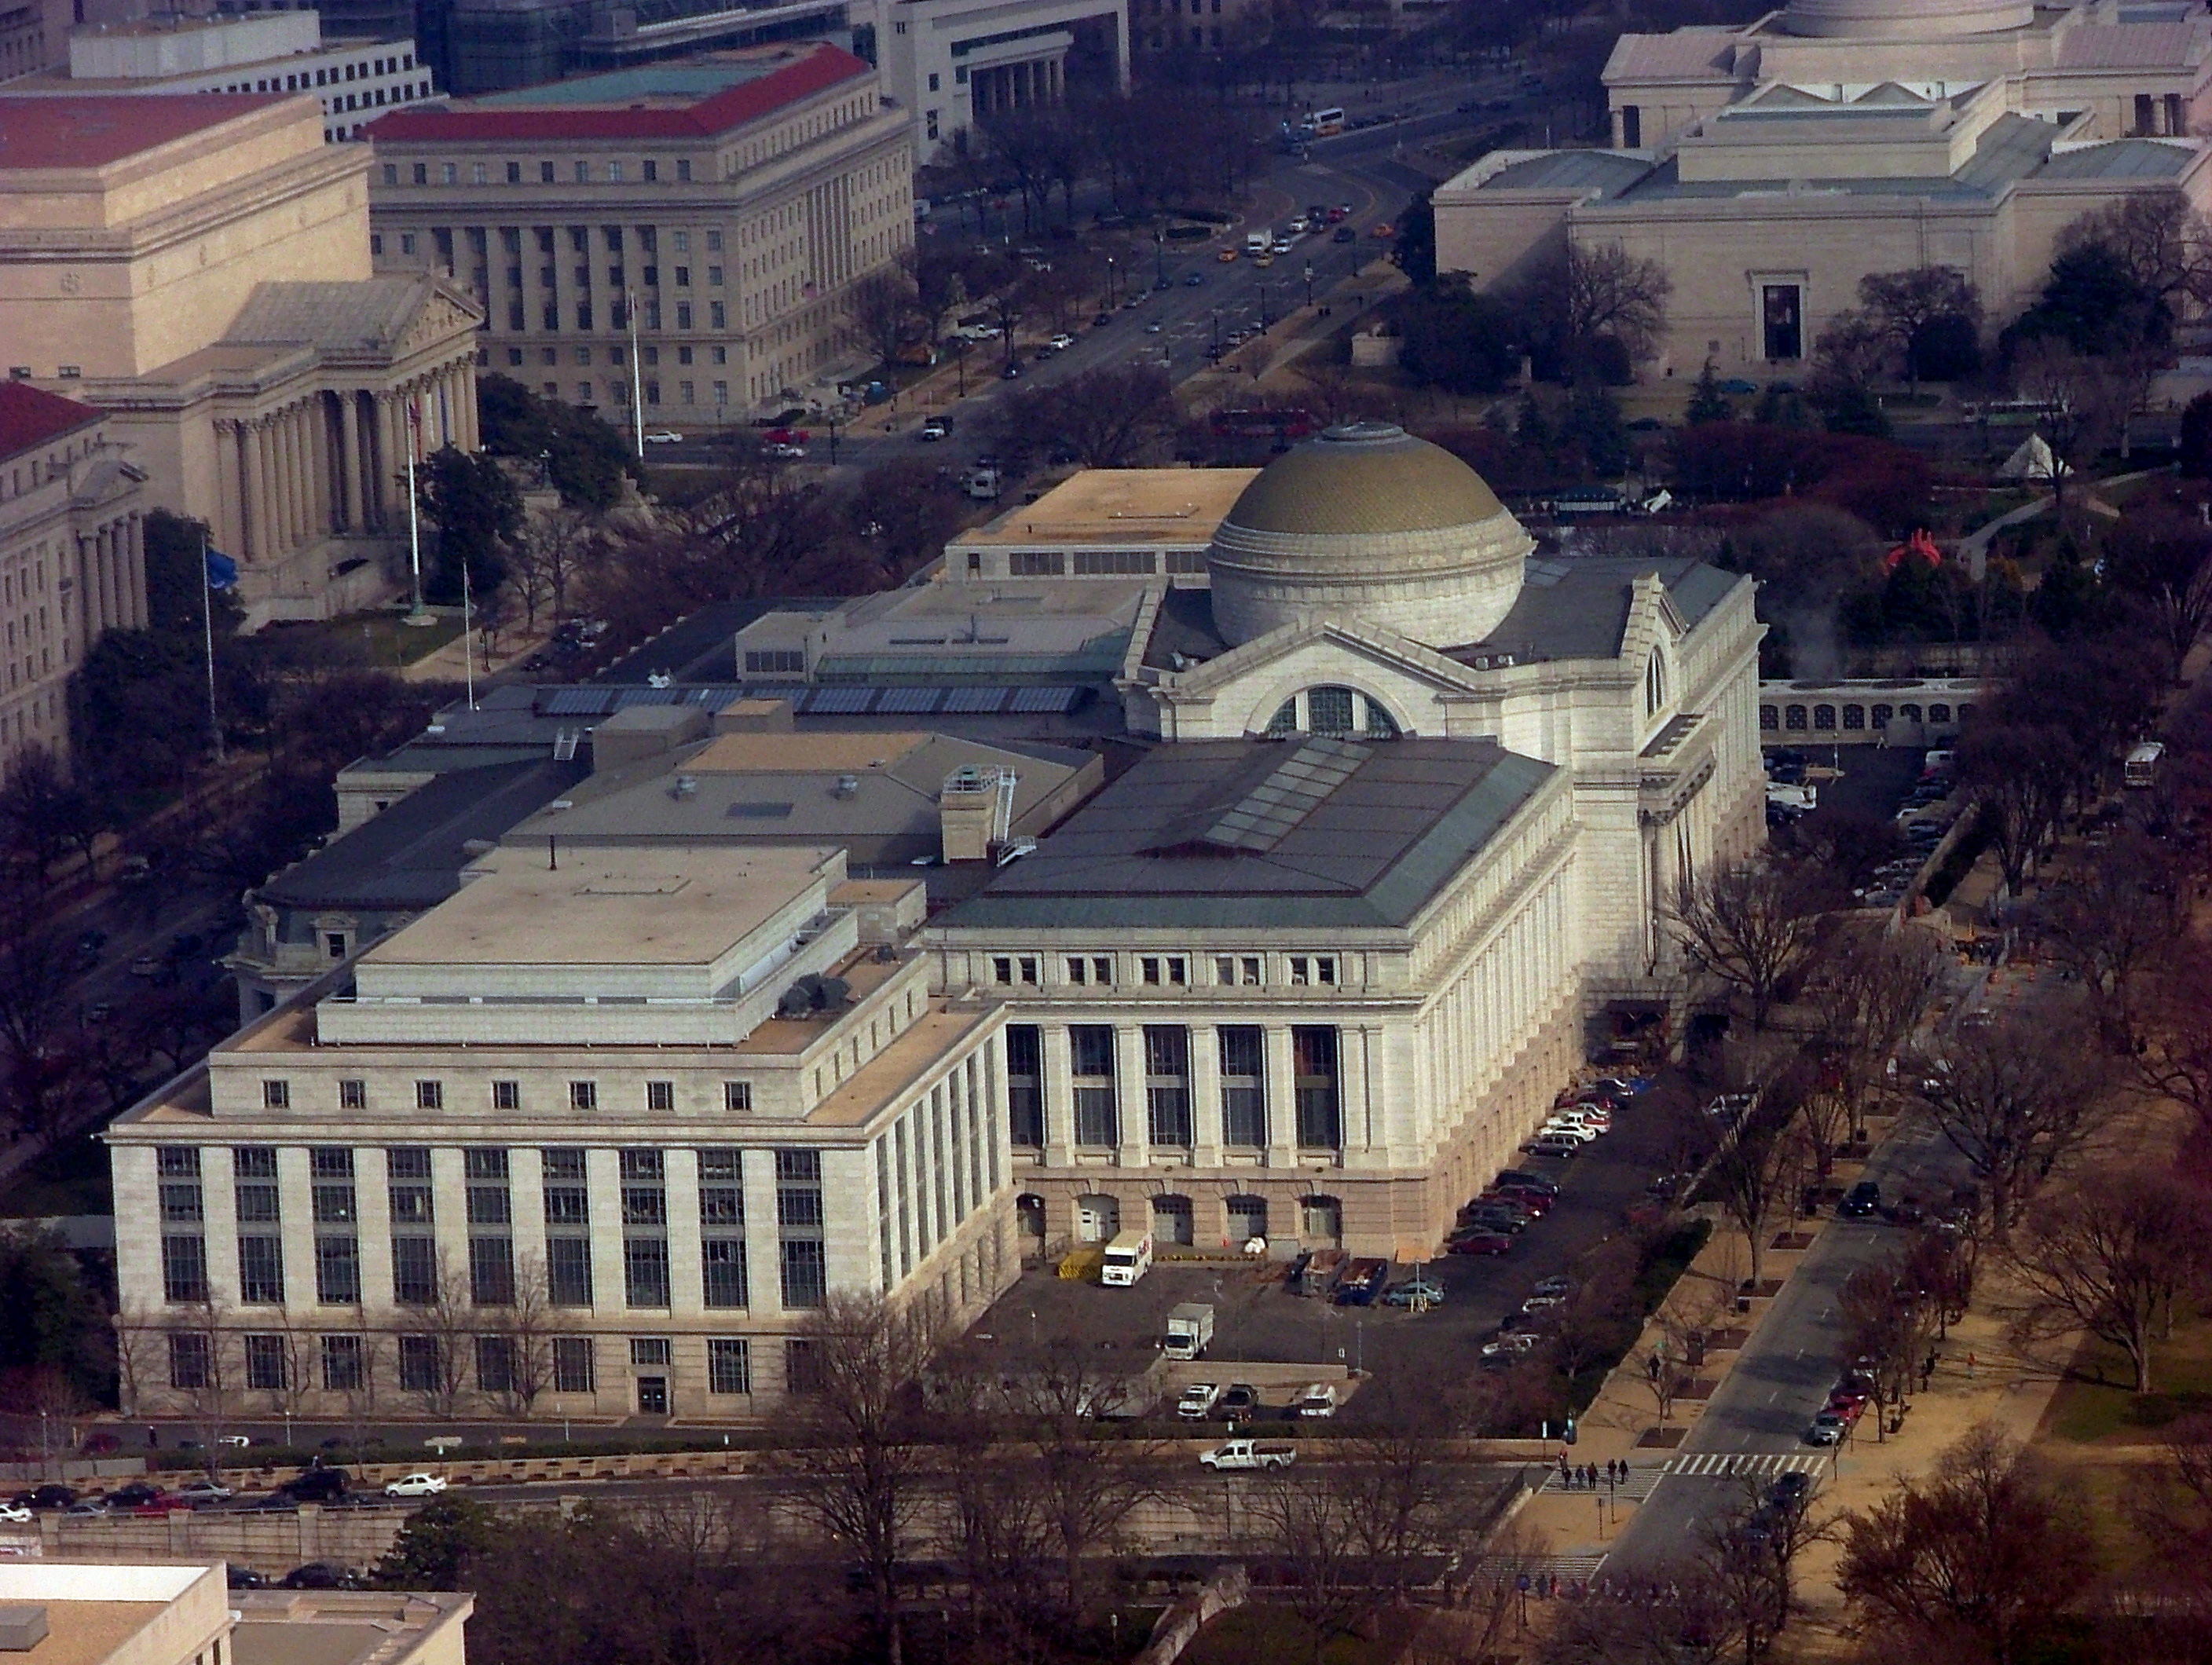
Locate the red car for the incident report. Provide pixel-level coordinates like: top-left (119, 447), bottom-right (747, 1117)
top-left (1482, 1188), bottom-right (1551, 1216)
top-left (1448, 1231), bottom-right (1514, 1257)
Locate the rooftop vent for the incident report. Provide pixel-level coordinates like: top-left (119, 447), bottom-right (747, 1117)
top-left (671, 774), bottom-right (698, 799)
top-left (832, 774), bottom-right (859, 800)
top-left (0, 1608), bottom-right (49, 1652)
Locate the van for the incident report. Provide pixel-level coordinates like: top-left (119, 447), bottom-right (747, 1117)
top-left (1245, 231), bottom-right (1270, 256)
top-left (1100, 1228), bottom-right (1154, 1286)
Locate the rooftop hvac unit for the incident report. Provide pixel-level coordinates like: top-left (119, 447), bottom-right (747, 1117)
top-left (833, 774), bottom-right (859, 799)
top-left (671, 774), bottom-right (698, 799)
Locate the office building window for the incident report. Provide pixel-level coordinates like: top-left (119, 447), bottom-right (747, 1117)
top-left (470, 1233), bottom-right (515, 1305)
top-left (476, 1334), bottom-right (517, 1395)
top-left (548, 1236), bottom-right (593, 1306)
top-left (707, 1338), bottom-right (750, 1393)
top-left (569, 1081), bottom-right (597, 1111)
top-left (315, 1235), bottom-right (361, 1305)
top-left (1219, 1025), bottom-right (1267, 1147)
top-left (1292, 1026), bottom-right (1342, 1148)
top-left (776, 1148), bottom-right (825, 1308)
top-left (1071, 1024), bottom-right (1117, 1147)
top-left (623, 1235), bottom-right (671, 1308)
top-left (552, 1336), bottom-right (595, 1393)
top-left (702, 1236), bottom-right (747, 1308)
top-left (339, 1079), bottom-right (367, 1109)
top-left (162, 1234), bottom-right (208, 1305)
top-left (493, 1079), bottom-right (520, 1110)
top-left (398, 1334), bottom-right (441, 1393)
top-left (388, 1147), bottom-right (433, 1224)
top-left (322, 1334), bottom-right (364, 1392)
top-left (168, 1333), bottom-right (211, 1391)
top-left (724, 1081), bottom-right (753, 1111)
top-left (1006, 1023), bottom-right (1044, 1147)
top-left (239, 1235), bottom-right (284, 1305)
top-left (244, 1333), bottom-right (286, 1392)
top-left (262, 1079), bottom-right (289, 1109)
top-left (392, 1235), bottom-right (437, 1305)
top-left (416, 1080), bottom-right (443, 1111)
top-left (1144, 1025), bottom-right (1192, 1146)
top-left (779, 1238), bottom-right (826, 1309)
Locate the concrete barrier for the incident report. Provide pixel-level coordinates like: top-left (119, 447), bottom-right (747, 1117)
top-left (38, 1502), bottom-right (410, 1573)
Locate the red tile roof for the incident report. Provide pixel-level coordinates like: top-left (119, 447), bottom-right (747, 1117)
top-left (0, 382), bottom-right (104, 463)
top-left (364, 44), bottom-right (870, 145)
top-left (0, 93), bottom-right (293, 170)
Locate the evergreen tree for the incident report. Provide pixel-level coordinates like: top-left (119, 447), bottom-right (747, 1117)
top-left (1515, 391), bottom-right (1552, 450)
top-left (1686, 358), bottom-right (1734, 424)
top-left (417, 446), bottom-right (521, 606)
top-left (1563, 381), bottom-right (1630, 476)
top-left (2028, 535), bottom-right (2107, 640)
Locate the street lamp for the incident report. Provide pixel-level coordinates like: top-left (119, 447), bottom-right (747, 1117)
top-left (1304, 262), bottom-right (1315, 309)
top-left (827, 416), bottom-right (841, 464)
top-left (1154, 229), bottom-right (1166, 289)
top-left (1104, 257), bottom-right (1116, 309)
top-left (1258, 284), bottom-right (1273, 335)
top-left (1210, 309), bottom-right (1221, 355)
top-left (955, 336), bottom-right (969, 399)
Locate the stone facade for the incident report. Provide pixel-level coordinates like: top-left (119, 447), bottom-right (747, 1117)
top-left (0, 382), bottom-right (146, 774)
top-left (0, 93), bottom-right (483, 624)
top-left (856, 0), bottom-right (1128, 159)
top-left (108, 847), bottom-right (1018, 1422)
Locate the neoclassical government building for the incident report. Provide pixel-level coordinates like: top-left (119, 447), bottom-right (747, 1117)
top-left (922, 424), bottom-right (1765, 1257)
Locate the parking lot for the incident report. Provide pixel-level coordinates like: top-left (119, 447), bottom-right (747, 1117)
top-left (971, 1084), bottom-right (1705, 1424)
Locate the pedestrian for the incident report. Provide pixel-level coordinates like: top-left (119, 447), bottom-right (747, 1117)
top-left (1967, 1351), bottom-right (1977, 1378)
top-left (1587, 1463), bottom-right (1598, 1490)
top-left (145, 1425), bottom-right (157, 1450)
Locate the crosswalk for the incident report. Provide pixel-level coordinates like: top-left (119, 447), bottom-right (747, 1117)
top-left (1467, 1551), bottom-right (1610, 1582)
top-left (1663, 1452), bottom-right (1827, 1478)
top-left (1536, 1466), bottom-right (1668, 1501)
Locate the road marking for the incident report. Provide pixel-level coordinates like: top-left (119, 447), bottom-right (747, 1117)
top-left (1664, 1453), bottom-right (1826, 1478)
top-left (1469, 1551), bottom-right (1610, 1580)
top-left (1536, 1466), bottom-right (1668, 1501)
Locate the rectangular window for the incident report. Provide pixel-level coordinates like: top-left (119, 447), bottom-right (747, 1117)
top-left (1292, 1026), bottom-right (1342, 1148)
top-left (646, 1080), bottom-right (675, 1112)
top-left (702, 1237), bottom-right (747, 1307)
top-left (699, 1147), bottom-right (742, 1224)
top-left (1006, 1023), bottom-right (1044, 1147)
top-left (398, 1334), bottom-right (440, 1393)
top-left (238, 1235), bottom-right (284, 1304)
top-left (493, 1080), bottom-right (520, 1111)
top-left (159, 1181), bottom-right (203, 1224)
top-left (1144, 1024), bottom-right (1192, 1146)
top-left (548, 1236), bottom-right (594, 1306)
top-left (159, 1147), bottom-right (202, 1178)
top-left (1761, 284), bottom-right (1804, 361)
top-left (244, 1333), bottom-right (286, 1392)
top-left (552, 1336), bottom-right (595, 1393)
top-left (1071, 1024), bottom-right (1117, 1147)
top-left (339, 1079), bottom-right (367, 1109)
top-left (262, 1079), bottom-right (290, 1109)
top-left (570, 1081), bottom-right (598, 1111)
top-left (234, 1145), bottom-right (276, 1178)
top-left (779, 1238), bottom-right (826, 1309)
top-left (322, 1334), bottom-right (364, 1392)
top-left (162, 1234), bottom-right (208, 1304)
top-left (416, 1080), bottom-right (444, 1111)
top-left (470, 1234), bottom-right (515, 1305)
top-left (393, 1235), bottom-right (437, 1305)
top-left (315, 1235), bottom-right (361, 1305)
top-left (624, 1236), bottom-right (672, 1308)
top-left (724, 1081), bottom-right (753, 1111)
top-left (708, 1337), bottom-right (751, 1393)
top-left (168, 1333), bottom-right (211, 1392)
top-left (631, 1337), bottom-right (671, 1367)
top-left (476, 1334), bottom-right (517, 1395)
top-left (1219, 1025), bottom-right (1266, 1147)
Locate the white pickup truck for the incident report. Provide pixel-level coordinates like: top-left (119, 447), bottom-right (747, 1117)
top-left (1198, 1439), bottom-right (1297, 1472)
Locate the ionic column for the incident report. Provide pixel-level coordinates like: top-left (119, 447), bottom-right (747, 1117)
top-left (372, 395), bottom-right (397, 529)
top-left (307, 398), bottom-right (331, 537)
top-left (1041, 1026), bottom-right (1075, 1169)
top-left (1338, 1024), bottom-right (1369, 1157)
top-left (214, 423), bottom-right (243, 562)
top-left (1188, 1024), bottom-right (1222, 1173)
top-left (126, 514), bottom-right (147, 628)
top-left (460, 363), bottom-right (479, 451)
top-left (97, 528), bottom-right (117, 632)
top-left (337, 393), bottom-right (361, 532)
top-left (287, 404), bottom-right (311, 547)
top-left (1113, 1024), bottom-right (1145, 1169)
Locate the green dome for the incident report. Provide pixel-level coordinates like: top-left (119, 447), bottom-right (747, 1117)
top-left (1222, 423), bottom-right (1507, 537)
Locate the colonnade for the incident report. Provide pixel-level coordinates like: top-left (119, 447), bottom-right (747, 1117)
top-left (969, 54), bottom-right (1064, 116)
top-left (216, 357), bottom-right (479, 573)
top-left (73, 509), bottom-right (146, 654)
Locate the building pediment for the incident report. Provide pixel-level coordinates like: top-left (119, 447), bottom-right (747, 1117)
top-left (1152, 615), bottom-right (1486, 703)
top-left (222, 274), bottom-right (484, 370)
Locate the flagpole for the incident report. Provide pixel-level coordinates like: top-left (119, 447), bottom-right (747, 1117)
top-left (461, 553), bottom-right (475, 712)
top-left (200, 524), bottom-right (225, 765)
top-left (404, 398), bottom-right (431, 626)
top-left (628, 289), bottom-right (644, 460)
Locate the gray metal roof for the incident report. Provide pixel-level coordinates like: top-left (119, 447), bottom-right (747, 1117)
top-left (258, 756), bottom-right (588, 913)
top-left (1456, 555), bottom-right (1738, 660)
top-left (1613, 112), bottom-right (2058, 204)
top-left (2036, 138), bottom-right (2197, 180)
top-left (938, 737), bottom-right (1555, 931)
top-left (1479, 150), bottom-right (1657, 198)
top-left (223, 277), bottom-right (443, 353)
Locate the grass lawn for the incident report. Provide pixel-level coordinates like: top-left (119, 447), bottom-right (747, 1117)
top-left (268, 608), bottom-right (464, 671)
top-left (2041, 1319), bottom-right (2212, 1444)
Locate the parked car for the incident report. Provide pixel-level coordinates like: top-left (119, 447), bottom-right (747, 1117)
top-left (1804, 1411), bottom-right (1848, 1446)
top-left (1449, 1231), bottom-right (1513, 1256)
top-left (1840, 1181), bottom-right (1883, 1219)
top-left (178, 1481), bottom-right (234, 1506)
top-left (0, 1502), bottom-right (29, 1524)
top-left (383, 1473), bottom-right (449, 1498)
top-left (9, 1486), bottom-right (75, 1511)
top-left (280, 1563), bottom-right (356, 1590)
top-left (1292, 1383), bottom-right (1339, 1418)
top-left (1767, 1471), bottom-right (1813, 1511)
top-left (1521, 1292), bottom-right (1567, 1314)
top-left (282, 1466), bottom-right (349, 1503)
top-left (1481, 1333), bottom-right (1539, 1359)
top-left (1046, 333), bottom-right (1075, 350)
top-left (106, 1482), bottom-right (162, 1509)
top-left (1496, 1170), bottom-right (1558, 1195)
top-left (225, 1568), bottom-right (269, 1590)
top-left (1214, 1385), bottom-right (1261, 1418)
top-left (642, 430), bottom-right (683, 445)
top-left (1382, 1277), bottom-right (1445, 1308)
top-left (1177, 1383), bottom-right (1223, 1419)
top-left (1537, 1120), bottom-right (1600, 1144)
top-left (1706, 1093), bottom-right (1755, 1120)
top-left (1525, 1133), bottom-right (1582, 1158)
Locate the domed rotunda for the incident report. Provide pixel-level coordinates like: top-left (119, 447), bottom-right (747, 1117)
top-left (1778, 0), bottom-right (2031, 38)
top-left (1206, 422), bottom-right (1532, 650)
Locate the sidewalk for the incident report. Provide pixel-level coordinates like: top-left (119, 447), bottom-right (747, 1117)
top-left (397, 611), bottom-right (553, 686)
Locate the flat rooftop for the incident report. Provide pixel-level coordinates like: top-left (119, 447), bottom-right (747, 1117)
top-left (958, 468), bottom-right (1257, 547)
top-left (0, 93), bottom-right (290, 168)
top-left (359, 845), bottom-right (837, 970)
top-left (942, 737), bottom-right (1556, 932)
top-left (233, 1590), bottom-right (470, 1665)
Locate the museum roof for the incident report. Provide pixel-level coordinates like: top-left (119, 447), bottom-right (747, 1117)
top-left (257, 756), bottom-right (587, 913)
top-left (1609, 108), bottom-right (2061, 202)
top-left (1456, 554), bottom-right (1738, 661)
top-left (364, 44), bottom-right (866, 142)
top-left (2035, 136), bottom-right (2199, 177)
top-left (936, 737), bottom-right (1554, 931)
top-left (1470, 149), bottom-right (1657, 197)
top-left (223, 276), bottom-right (458, 354)
top-left (1603, 26), bottom-right (1742, 81)
top-left (957, 467), bottom-right (1258, 548)
top-left (0, 92), bottom-right (287, 168)
top-left (2054, 16), bottom-right (2202, 66)
top-left (1223, 423), bottom-right (1507, 536)
top-left (0, 382), bottom-right (104, 460)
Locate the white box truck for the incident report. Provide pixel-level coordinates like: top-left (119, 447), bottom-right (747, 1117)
top-left (1162, 1302), bottom-right (1214, 1359)
top-left (1100, 1228), bottom-right (1154, 1286)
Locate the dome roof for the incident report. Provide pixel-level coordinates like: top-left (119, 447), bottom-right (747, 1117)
top-left (1779, 0), bottom-right (2031, 38)
top-left (1221, 422), bottom-right (1505, 537)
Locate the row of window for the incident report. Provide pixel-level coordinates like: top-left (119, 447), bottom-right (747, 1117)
top-left (1002, 549), bottom-right (1210, 577)
top-left (252, 1078), bottom-right (755, 1112)
top-left (169, 1330), bottom-right (766, 1396)
top-left (387, 158), bottom-right (698, 188)
top-left (1761, 700), bottom-right (1973, 733)
top-left (990, 953), bottom-right (1338, 990)
top-left (1004, 1023), bottom-right (1342, 1150)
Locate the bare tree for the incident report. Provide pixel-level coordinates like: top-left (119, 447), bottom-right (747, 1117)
top-left (169, 1301), bottom-right (238, 1479)
top-left (768, 1292), bottom-right (943, 1665)
top-left (1250, 1473), bottom-right (1372, 1665)
top-left (2035, 833), bottom-right (2189, 1052)
top-left (1667, 860), bottom-right (1829, 1029)
top-left (1904, 1002), bottom-right (2115, 1240)
top-left (1522, 241), bottom-right (1674, 370)
top-left (1957, 718), bottom-right (2075, 897)
top-left (1540, 1561), bottom-right (1736, 1664)
top-left (845, 269), bottom-right (921, 368)
top-left (491, 1252), bottom-right (558, 1416)
top-left (1858, 266), bottom-right (1982, 392)
top-left (1837, 1424), bottom-right (2096, 1665)
top-left (2006, 1166), bottom-right (2208, 1392)
top-left (2124, 1412), bottom-right (2212, 1652)
top-left (1807, 925), bottom-right (1946, 1142)
top-left (406, 1250), bottom-right (476, 1418)
top-left (1710, 1114), bottom-right (1804, 1292)
top-left (507, 504), bottom-right (603, 634)
top-left (1841, 1257), bottom-right (1936, 1442)
top-left (112, 1305), bottom-right (162, 1420)
top-left (2060, 188), bottom-right (2212, 313)
top-left (2135, 936), bottom-right (2212, 1127)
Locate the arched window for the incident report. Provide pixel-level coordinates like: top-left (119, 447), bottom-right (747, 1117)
top-left (1225, 1194), bottom-right (1269, 1242)
top-left (1258, 686), bottom-right (1404, 739)
top-left (1871, 704), bottom-right (1893, 729)
top-left (1958, 702), bottom-right (1977, 723)
top-left (1645, 650), bottom-right (1667, 717)
top-left (1843, 704), bottom-right (1865, 730)
top-left (1785, 704), bottom-right (1807, 730)
top-left (1900, 703), bottom-right (1923, 724)
top-left (1813, 704), bottom-right (1836, 730)
top-left (1929, 703), bottom-right (1951, 723)
top-left (1760, 705), bottom-right (1778, 731)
